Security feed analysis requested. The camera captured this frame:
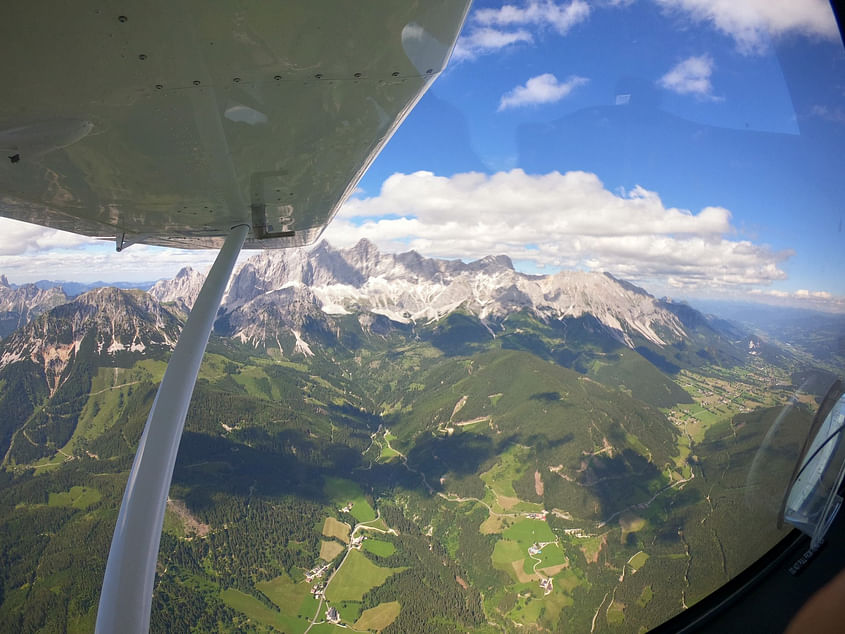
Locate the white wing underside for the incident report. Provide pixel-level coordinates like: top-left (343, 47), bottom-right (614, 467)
top-left (0, 1), bottom-right (470, 249)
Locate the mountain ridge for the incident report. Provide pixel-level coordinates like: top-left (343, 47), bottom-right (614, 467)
top-left (203, 239), bottom-right (692, 349)
top-left (0, 287), bottom-right (180, 393)
top-left (0, 241), bottom-right (763, 389)
top-left (0, 274), bottom-right (68, 339)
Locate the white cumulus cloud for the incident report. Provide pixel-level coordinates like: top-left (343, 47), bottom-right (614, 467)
top-left (454, 0), bottom-right (838, 60)
top-left (749, 287), bottom-right (844, 312)
top-left (795, 289), bottom-right (833, 299)
top-left (454, 0), bottom-right (590, 61)
top-left (654, 0), bottom-right (838, 52)
top-left (475, 0), bottom-right (591, 33)
top-left (0, 218), bottom-right (92, 255)
top-left (499, 74), bottom-right (588, 110)
top-left (0, 218), bottom-right (223, 284)
top-left (658, 55), bottom-right (720, 100)
top-left (329, 169), bottom-right (792, 290)
top-left (452, 28), bottom-right (534, 61)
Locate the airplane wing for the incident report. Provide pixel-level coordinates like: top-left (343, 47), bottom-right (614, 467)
top-left (0, 4), bottom-right (471, 633)
top-left (0, 1), bottom-right (470, 249)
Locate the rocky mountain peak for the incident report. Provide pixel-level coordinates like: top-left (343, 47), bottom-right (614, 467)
top-left (604, 272), bottom-right (650, 297)
top-left (350, 237), bottom-right (379, 256)
top-left (208, 241), bottom-right (692, 351)
top-left (2, 240), bottom-right (703, 362)
top-left (0, 288), bottom-right (180, 393)
top-left (71, 286), bottom-right (165, 317)
top-left (0, 278), bottom-right (68, 338)
top-left (217, 284), bottom-right (326, 356)
top-left (467, 254), bottom-right (514, 272)
top-left (149, 266), bottom-right (206, 312)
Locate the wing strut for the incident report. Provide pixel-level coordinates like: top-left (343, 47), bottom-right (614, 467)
top-left (96, 224), bottom-right (250, 634)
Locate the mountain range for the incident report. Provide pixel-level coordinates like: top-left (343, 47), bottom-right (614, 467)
top-left (150, 239), bottom-right (696, 348)
top-left (1, 239), bottom-right (771, 410)
top-left (0, 240), bottom-right (827, 633)
top-left (0, 238), bottom-right (771, 471)
top-left (0, 240), bottom-right (756, 356)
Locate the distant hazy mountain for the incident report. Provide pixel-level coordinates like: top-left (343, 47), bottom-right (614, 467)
top-left (32, 279), bottom-right (156, 296)
top-left (1, 276), bottom-right (157, 338)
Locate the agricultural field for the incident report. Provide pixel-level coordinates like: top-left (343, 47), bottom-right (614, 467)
top-left (502, 518), bottom-right (556, 547)
top-left (324, 550), bottom-right (404, 603)
top-left (322, 517), bottom-right (351, 544)
top-left (220, 589), bottom-right (287, 631)
top-left (629, 551), bottom-right (649, 571)
top-left (330, 606), bottom-right (360, 627)
top-left (256, 574), bottom-right (311, 615)
top-left (480, 445), bottom-right (541, 512)
top-left (637, 585), bottom-right (654, 607)
top-left (320, 540), bottom-right (345, 562)
top-left (354, 602), bottom-right (401, 631)
top-left (492, 541), bottom-right (527, 580)
top-left (667, 364), bottom-right (793, 442)
top-left (377, 429), bottom-right (400, 461)
top-left (244, 574), bottom-right (322, 632)
top-left (362, 539), bottom-right (395, 558)
top-left (607, 600), bottom-right (626, 625)
top-left (47, 485), bottom-right (101, 509)
top-left (324, 477), bottom-right (376, 523)
top-left (532, 543), bottom-right (568, 572)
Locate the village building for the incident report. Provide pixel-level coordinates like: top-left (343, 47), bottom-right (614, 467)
top-left (326, 606), bottom-right (340, 623)
top-left (305, 562), bottom-right (331, 582)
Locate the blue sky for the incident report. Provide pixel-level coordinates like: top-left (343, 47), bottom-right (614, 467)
top-left (1, 0), bottom-right (844, 311)
top-left (324, 0), bottom-right (845, 311)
